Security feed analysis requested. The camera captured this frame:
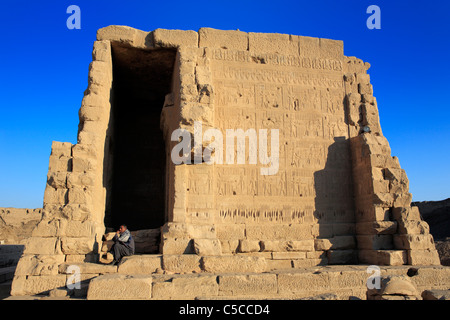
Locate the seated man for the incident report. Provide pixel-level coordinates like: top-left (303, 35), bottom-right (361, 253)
top-left (109, 224), bottom-right (135, 265)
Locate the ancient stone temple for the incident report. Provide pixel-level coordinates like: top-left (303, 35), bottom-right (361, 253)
top-left (10, 26), bottom-right (446, 299)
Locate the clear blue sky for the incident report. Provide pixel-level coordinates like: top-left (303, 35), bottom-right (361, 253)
top-left (0, 0), bottom-right (449, 208)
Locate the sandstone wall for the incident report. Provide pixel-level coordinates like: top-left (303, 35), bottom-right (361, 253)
top-left (343, 57), bottom-right (440, 265)
top-left (157, 29), bottom-right (356, 266)
top-left (0, 208), bottom-right (42, 245)
top-left (0, 208), bottom-right (41, 269)
top-left (11, 40), bottom-right (114, 295)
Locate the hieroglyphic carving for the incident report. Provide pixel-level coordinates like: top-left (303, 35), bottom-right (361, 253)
top-left (210, 48), bottom-right (343, 71)
top-left (216, 206), bottom-right (318, 224)
top-left (215, 81), bottom-right (256, 107)
top-left (215, 106), bottom-right (256, 129)
top-left (210, 48), bottom-right (353, 224)
top-left (213, 66), bottom-right (343, 88)
top-left (215, 166), bottom-right (250, 196)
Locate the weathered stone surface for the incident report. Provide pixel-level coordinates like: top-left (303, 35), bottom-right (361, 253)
top-left (300, 293), bottom-right (338, 300)
top-left (97, 25), bottom-right (151, 48)
top-left (397, 220), bottom-right (430, 235)
top-left (161, 238), bottom-right (193, 254)
top-left (59, 262), bottom-right (117, 275)
top-left (87, 274), bottom-right (152, 300)
top-left (154, 28), bottom-right (198, 48)
top-left (278, 271), bottom-right (331, 294)
top-left (31, 219), bottom-right (60, 237)
top-left (377, 250), bottom-right (407, 266)
top-left (117, 255), bottom-right (162, 274)
top-left (92, 40), bottom-right (112, 63)
top-left (23, 237), bottom-right (59, 255)
top-left (239, 240), bottom-right (261, 253)
top-left (220, 240), bottom-right (240, 254)
top-left (152, 274), bottom-right (218, 299)
top-left (392, 206), bottom-right (421, 221)
top-left (10, 275), bottom-right (67, 296)
top-left (292, 258), bottom-right (325, 268)
top-left (266, 259), bottom-right (293, 271)
top-left (51, 141), bottom-right (73, 157)
top-left (63, 220), bottom-right (97, 238)
top-left (43, 186), bottom-right (68, 205)
top-left (246, 225), bottom-right (312, 241)
top-left (285, 240), bottom-right (315, 252)
top-left (60, 237), bottom-right (96, 255)
top-left (193, 238), bottom-right (222, 255)
top-left (249, 32), bottom-right (298, 55)
top-left (407, 249), bottom-right (441, 265)
top-left (161, 223), bottom-right (216, 239)
top-left (48, 288), bottom-right (70, 298)
top-left (162, 254), bottom-right (202, 273)
top-left (65, 253), bottom-right (98, 263)
top-left (14, 254), bottom-right (65, 276)
top-left (199, 28), bottom-right (247, 50)
top-left (0, 208), bottom-right (42, 244)
top-left (261, 240), bottom-right (314, 252)
top-left (422, 289), bottom-right (450, 300)
top-left (218, 273), bottom-right (277, 296)
top-left (201, 255), bottom-right (266, 273)
top-left (272, 252), bottom-right (306, 260)
top-left (382, 276), bottom-right (418, 296)
top-left (368, 275), bottom-right (420, 300)
top-left (215, 224), bottom-right (245, 240)
top-left (393, 234), bottom-right (435, 250)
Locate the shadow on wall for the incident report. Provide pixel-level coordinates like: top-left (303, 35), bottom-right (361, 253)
top-left (0, 244), bottom-right (24, 299)
top-left (0, 245), bottom-right (24, 269)
top-left (314, 136), bottom-right (357, 265)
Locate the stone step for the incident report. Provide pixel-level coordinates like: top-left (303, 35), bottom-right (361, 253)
top-left (87, 274), bottom-right (152, 300)
top-left (14, 254), bottom-right (450, 299)
top-left (115, 254), bottom-right (267, 274)
top-left (85, 265), bottom-right (450, 300)
top-left (196, 293), bottom-right (341, 300)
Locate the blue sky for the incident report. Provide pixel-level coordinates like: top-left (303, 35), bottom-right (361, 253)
top-left (0, 0), bottom-right (449, 208)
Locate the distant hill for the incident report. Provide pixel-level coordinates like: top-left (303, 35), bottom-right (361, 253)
top-left (412, 198), bottom-right (450, 266)
top-left (412, 198), bottom-right (450, 240)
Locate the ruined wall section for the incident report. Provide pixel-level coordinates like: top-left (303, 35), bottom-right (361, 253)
top-left (0, 208), bottom-right (42, 244)
top-left (11, 38), bottom-right (115, 295)
top-left (344, 57), bottom-right (440, 265)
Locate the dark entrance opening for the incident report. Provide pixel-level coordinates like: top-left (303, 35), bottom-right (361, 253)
top-left (106, 44), bottom-right (176, 231)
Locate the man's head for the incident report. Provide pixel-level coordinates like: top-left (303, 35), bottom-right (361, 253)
top-left (119, 225), bottom-right (127, 233)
